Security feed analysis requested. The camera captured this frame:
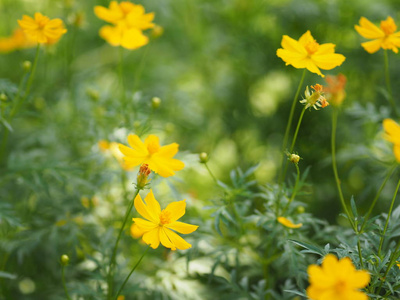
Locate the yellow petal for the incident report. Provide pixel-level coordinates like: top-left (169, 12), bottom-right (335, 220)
top-left (166, 221), bottom-right (198, 234)
top-left (298, 30), bottom-right (314, 47)
top-left (127, 134), bottom-right (147, 153)
top-left (277, 216), bottom-right (303, 228)
top-left (394, 145), bottom-right (400, 162)
top-left (130, 223), bottom-right (145, 238)
top-left (280, 35), bottom-right (307, 55)
top-left (164, 200), bottom-right (186, 222)
top-left (99, 25), bottom-right (121, 46)
top-left (150, 156), bottom-right (185, 177)
top-left (355, 17), bottom-right (384, 39)
top-left (383, 119), bottom-right (400, 144)
top-left (163, 227), bottom-right (192, 250)
top-left (314, 43), bottom-right (335, 55)
top-left (305, 60), bottom-right (324, 77)
top-left (158, 143), bottom-right (179, 158)
top-left (134, 193), bottom-right (159, 223)
top-left (276, 48), bottom-right (308, 66)
top-left (159, 227), bottom-right (176, 250)
top-left (120, 28), bottom-right (148, 50)
top-left (144, 134), bottom-right (160, 149)
top-left (347, 270), bottom-right (370, 289)
top-left (361, 39), bottom-right (383, 53)
top-left (143, 190), bottom-right (161, 216)
top-left (142, 227), bottom-right (160, 249)
top-left (132, 217), bottom-right (158, 231)
top-left (311, 53), bottom-right (346, 70)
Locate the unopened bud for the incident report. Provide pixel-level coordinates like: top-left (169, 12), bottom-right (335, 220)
top-left (151, 25), bottom-right (164, 39)
top-left (86, 88), bottom-right (99, 101)
top-left (289, 154), bottom-right (300, 164)
top-left (297, 206), bottom-right (305, 214)
top-left (136, 164), bottom-right (151, 189)
top-left (0, 93), bottom-right (7, 102)
top-left (22, 61), bottom-right (32, 72)
top-left (61, 254), bottom-right (69, 266)
top-left (199, 152), bottom-right (209, 163)
top-left (151, 97), bottom-right (161, 109)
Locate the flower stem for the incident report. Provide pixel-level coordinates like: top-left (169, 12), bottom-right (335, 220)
top-left (278, 69), bottom-right (306, 184)
top-left (113, 246), bottom-right (150, 300)
top-left (61, 266), bottom-right (72, 300)
top-left (360, 165), bottom-right (397, 233)
top-left (107, 188), bottom-right (140, 300)
top-left (357, 237), bottom-right (364, 269)
top-left (383, 50), bottom-right (398, 117)
top-left (377, 239), bottom-right (400, 295)
top-left (331, 108), bottom-right (355, 229)
top-left (378, 177), bottom-right (400, 257)
top-left (281, 163), bottom-right (300, 216)
top-left (203, 162), bottom-right (218, 185)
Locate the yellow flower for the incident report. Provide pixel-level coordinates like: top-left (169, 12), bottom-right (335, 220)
top-left (324, 74), bottom-right (346, 107)
top-left (132, 190), bottom-right (198, 250)
top-left (355, 17), bottom-right (400, 54)
top-left (99, 23), bottom-right (149, 50)
top-left (307, 254), bottom-right (370, 300)
top-left (276, 31), bottom-right (345, 77)
top-left (98, 140), bottom-right (110, 152)
top-left (18, 13), bottom-right (67, 44)
top-left (118, 134), bottom-right (184, 178)
top-left (277, 217), bottom-right (302, 229)
top-left (94, 1), bottom-right (154, 29)
top-left (0, 28), bottom-right (36, 53)
top-left (383, 118), bottom-right (400, 162)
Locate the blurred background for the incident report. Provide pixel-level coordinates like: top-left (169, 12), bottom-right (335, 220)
top-left (1, 0), bottom-right (400, 299)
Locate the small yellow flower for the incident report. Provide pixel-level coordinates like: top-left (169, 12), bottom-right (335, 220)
top-left (324, 74), bottom-right (347, 107)
top-left (307, 254), bottom-right (370, 300)
top-left (18, 13), bottom-right (67, 44)
top-left (99, 23), bottom-right (149, 50)
top-left (276, 31), bottom-right (345, 77)
top-left (132, 190), bottom-right (198, 250)
top-left (299, 84), bottom-right (328, 110)
top-left (277, 217), bottom-right (302, 229)
top-left (396, 261), bottom-right (400, 269)
top-left (355, 16), bottom-right (400, 54)
top-left (382, 118), bottom-right (400, 162)
top-left (98, 140), bottom-right (110, 152)
top-left (0, 28), bottom-right (36, 53)
top-left (119, 134), bottom-right (184, 178)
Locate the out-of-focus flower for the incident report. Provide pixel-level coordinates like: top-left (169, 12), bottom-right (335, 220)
top-left (119, 134), bottom-right (184, 177)
top-left (324, 74), bottom-right (347, 106)
top-left (300, 84), bottom-right (329, 110)
top-left (98, 140), bottom-right (110, 152)
top-left (276, 31), bottom-right (345, 77)
top-left (151, 24), bottom-right (164, 38)
top-left (99, 24), bottom-right (149, 50)
top-left (383, 119), bottom-right (400, 162)
top-left (0, 28), bottom-right (36, 53)
top-left (355, 17), bottom-right (400, 54)
top-left (307, 254), bottom-right (370, 300)
top-left (132, 190), bottom-right (198, 250)
top-left (397, 261), bottom-right (400, 269)
top-left (277, 217), bottom-right (302, 228)
top-left (18, 13), bottom-right (67, 44)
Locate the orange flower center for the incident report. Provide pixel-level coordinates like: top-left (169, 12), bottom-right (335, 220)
top-left (159, 210), bottom-right (171, 225)
top-left (305, 40), bottom-right (319, 55)
top-left (381, 19), bottom-right (397, 35)
top-left (334, 280), bottom-right (347, 294)
top-left (147, 142), bottom-right (160, 155)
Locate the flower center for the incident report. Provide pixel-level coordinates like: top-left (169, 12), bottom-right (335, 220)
top-left (147, 141), bottom-right (160, 155)
top-left (305, 40), bottom-right (319, 55)
top-left (159, 210), bottom-right (171, 225)
top-left (381, 19), bottom-right (396, 35)
top-left (334, 280), bottom-right (347, 294)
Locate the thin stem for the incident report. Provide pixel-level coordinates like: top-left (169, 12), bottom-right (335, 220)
top-left (281, 163), bottom-right (300, 216)
top-left (113, 246), bottom-right (150, 300)
top-left (383, 50), bottom-right (398, 117)
top-left (357, 238), bottom-right (364, 269)
top-left (203, 162), bottom-right (218, 184)
top-left (360, 165), bottom-right (397, 233)
top-left (377, 239), bottom-right (400, 295)
top-left (378, 177), bottom-right (400, 257)
top-left (278, 69), bottom-right (306, 184)
top-left (107, 188), bottom-right (140, 300)
top-left (61, 266), bottom-right (72, 300)
top-left (10, 44), bottom-right (40, 118)
top-left (331, 108), bottom-right (355, 230)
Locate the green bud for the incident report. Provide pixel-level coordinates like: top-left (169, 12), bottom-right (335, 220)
top-left (199, 152), bottom-right (209, 163)
top-left (151, 97), bottom-right (161, 109)
top-left (61, 254), bottom-right (70, 266)
top-left (289, 153), bottom-right (300, 164)
top-left (0, 93), bottom-right (7, 102)
top-left (297, 206), bottom-right (305, 214)
top-left (22, 61), bottom-right (32, 72)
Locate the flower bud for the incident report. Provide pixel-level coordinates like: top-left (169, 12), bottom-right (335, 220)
top-left (297, 206), bottom-right (305, 214)
top-left (61, 254), bottom-right (69, 266)
top-left (289, 153), bottom-right (300, 164)
top-left (22, 61), bottom-right (32, 72)
top-left (199, 152), bottom-right (209, 163)
top-left (136, 164), bottom-right (151, 189)
top-left (151, 97), bottom-right (161, 109)
top-left (151, 25), bottom-right (164, 39)
top-left (0, 93), bottom-right (7, 102)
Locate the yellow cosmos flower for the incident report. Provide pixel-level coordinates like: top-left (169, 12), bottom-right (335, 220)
top-left (99, 24), bottom-right (149, 50)
top-left (0, 28), bottom-right (36, 53)
top-left (118, 134), bottom-right (184, 178)
top-left (324, 74), bottom-right (347, 107)
top-left (383, 118), bottom-right (400, 162)
top-left (355, 17), bottom-right (400, 54)
top-left (276, 31), bottom-right (346, 77)
top-left (132, 190), bottom-right (198, 250)
top-left (18, 12), bottom-right (67, 44)
top-left (277, 217), bottom-right (302, 229)
top-left (307, 254), bottom-right (370, 300)
top-left (94, 1), bottom-right (154, 29)
top-left (98, 140), bottom-right (110, 152)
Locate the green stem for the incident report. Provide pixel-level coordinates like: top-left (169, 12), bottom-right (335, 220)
top-left (357, 238), bottom-right (364, 269)
top-left (383, 50), bottom-right (398, 117)
top-left (377, 239), bottom-right (400, 295)
top-left (61, 266), bottom-right (72, 300)
top-left (360, 165), bottom-right (397, 233)
top-left (331, 108), bottom-right (355, 230)
top-left (113, 246), bottom-right (150, 300)
top-left (203, 162), bottom-right (218, 185)
top-left (107, 188), bottom-right (140, 300)
top-left (10, 44), bottom-right (40, 118)
top-left (278, 69), bottom-right (306, 184)
top-left (281, 163), bottom-right (300, 216)
top-left (378, 177), bottom-right (400, 257)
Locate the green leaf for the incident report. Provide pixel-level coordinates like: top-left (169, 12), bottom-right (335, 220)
top-left (0, 271), bottom-right (17, 280)
top-left (350, 196), bottom-right (358, 218)
top-left (288, 239), bottom-right (324, 255)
